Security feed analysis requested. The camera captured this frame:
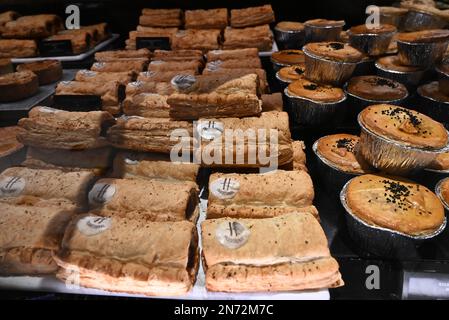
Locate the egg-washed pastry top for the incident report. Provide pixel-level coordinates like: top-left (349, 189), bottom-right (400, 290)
top-left (346, 75), bottom-right (408, 101)
top-left (359, 104), bottom-right (448, 149)
top-left (346, 174), bottom-right (445, 236)
top-left (0, 126), bottom-right (24, 158)
top-left (418, 81), bottom-right (449, 103)
top-left (16, 60), bottom-right (61, 73)
top-left (396, 29), bottom-right (449, 43)
top-left (271, 50), bottom-right (305, 65)
top-left (303, 42), bottom-right (363, 63)
top-left (0, 70), bottom-right (37, 85)
top-left (316, 134), bottom-right (374, 174)
top-left (304, 19), bottom-right (345, 28)
top-left (275, 21), bottom-right (304, 31)
top-left (287, 78), bottom-right (345, 103)
top-left (429, 152), bottom-right (449, 170)
top-left (277, 64), bottom-right (305, 82)
top-left (349, 24), bottom-right (396, 34)
top-left (376, 55), bottom-right (423, 72)
top-left (440, 178), bottom-right (449, 206)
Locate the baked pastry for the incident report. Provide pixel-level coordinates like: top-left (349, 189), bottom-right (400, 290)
top-left (397, 29), bottom-right (449, 43)
top-left (23, 147), bottom-right (112, 174)
top-left (439, 178), bottom-right (449, 206)
top-left (168, 73), bottom-right (262, 120)
top-left (0, 202), bottom-right (76, 275)
top-left (304, 19), bottom-right (345, 42)
top-left (0, 39), bottom-right (37, 58)
top-left (416, 81), bottom-right (449, 126)
top-left (58, 28), bottom-right (97, 46)
top-left (107, 116), bottom-right (194, 154)
top-left (206, 48), bottom-right (259, 61)
top-left (223, 25), bottom-right (273, 51)
top-left (291, 140), bottom-right (307, 171)
top-left (261, 93), bottom-right (283, 112)
top-left (172, 29), bottom-right (221, 51)
top-left (271, 50), bottom-right (305, 68)
top-left (359, 104), bottom-right (448, 149)
top-left (0, 11), bottom-right (19, 26)
top-left (379, 7), bottom-right (408, 26)
top-left (126, 29), bottom-right (178, 50)
top-left (125, 80), bottom-right (174, 96)
top-left (18, 107), bottom-right (114, 150)
top-left (45, 31), bottom-right (90, 54)
top-left (139, 8), bottom-right (182, 27)
top-left (276, 64), bottom-right (306, 85)
top-left (201, 68), bottom-right (268, 93)
top-left (0, 166), bottom-right (95, 208)
top-left (148, 60), bottom-right (202, 74)
top-left (16, 60), bottom-right (62, 85)
top-left (316, 134), bottom-right (373, 174)
top-left (81, 23), bottom-right (109, 42)
top-left (0, 70), bottom-right (39, 102)
top-left (123, 93), bottom-right (169, 118)
top-left (55, 214), bottom-right (198, 296)
top-left (185, 8), bottom-right (228, 29)
top-left (153, 49), bottom-right (204, 62)
top-left (418, 81), bottom-right (449, 104)
top-left (429, 152), bottom-right (449, 170)
top-left (346, 75), bottom-right (408, 102)
top-left (304, 42), bottom-right (363, 63)
top-left (205, 58), bottom-right (262, 70)
top-left (348, 24), bottom-right (397, 56)
top-left (91, 60), bottom-right (148, 73)
top-left (137, 70), bottom-right (196, 83)
top-left (375, 55), bottom-right (424, 74)
top-left (95, 49), bottom-right (151, 62)
top-left (230, 5), bottom-right (275, 28)
top-left (88, 178), bottom-right (198, 222)
top-left (2, 14), bottom-right (62, 39)
top-left (346, 174), bottom-right (445, 235)
top-left (207, 170), bottom-right (316, 219)
top-left (202, 212), bottom-right (343, 292)
top-left (195, 111), bottom-right (293, 168)
top-left (0, 58), bottom-right (13, 75)
top-left (286, 78), bottom-right (345, 103)
top-left (274, 21), bottom-right (305, 50)
top-left (0, 126), bottom-right (25, 170)
top-left (113, 151), bottom-right (199, 183)
top-left (75, 70), bottom-right (135, 85)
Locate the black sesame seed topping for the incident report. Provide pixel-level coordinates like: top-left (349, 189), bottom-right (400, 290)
top-left (335, 138), bottom-right (356, 152)
top-left (328, 42), bottom-right (344, 50)
top-left (304, 84), bottom-right (318, 90)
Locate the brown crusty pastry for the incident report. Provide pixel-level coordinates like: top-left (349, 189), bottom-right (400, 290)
top-left (440, 178), bottom-right (449, 206)
top-left (16, 60), bottom-right (62, 85)
top-left (287, 78), bottom-right (345, 103)
top-left (125, 80), bottom-right (174, 96)
top-left (202, 212), bottom-right (343, 292)
top-left (207, 170), bottom-right (316, 219)
top-left (88, 178), bottom-right (198, 222)
top-left (261, 93), bottom-right (283, 112)
top-left (2, 14), bottom-right (62, 39)
top-left (0, 203), bottom-right (76, 275)
top-left (81, 23), bottom-right (109, 42)
top-left (195, 111), bottom-right (292, 168)
top-left (113, 151), bottom-right (199, 183)
top-left (304, 42), bottom-right (363, 63)
top-left (45, 31), bottom-right (90, 54)
top-left (0, 70), bottom-right (39, 102)
top-left (0, 126), bottom-right (24, 160)
top-left (205, 58), bottom-right (262, 70)
top-left (202, 67), bottom-right (268, 93)
top-left (153, 49), bottom-right (204, 62)
top-left (429, 152), bottom-right (449, 170)
top-left (291, 140), bottom-right (307, 171)
top-left (23, 147), bottom-right (112, 174)
top-left (18, 107), bottom-right (114, 150)
top-left (137, 70), bottom-right (196, 83)
top-left (139, 8), bottom-right (182, 27)
top-left (346, 76), bottom-right (408, 101)
top-left (168, 73), bottom-right (262, 120)
top-left (359, 104), bottom-right (448, 149)
top-left (230, 5), bottom-right (275, 28)
top-left (346, 174), bottom-right (445, 236)
top-left (272, 50), bottom-right (305, 66)
top-left (0, 166), bottom-right (95, 207)
top-left (0, 39), bottom-right (37, 58)
top-left (55, 214), bottom-right (198, 296)
top-left (0, 11), bottom-right (19, 26)
top-left (107, 116), bottom-right (194, 154)
top-left (172, 29), bottom-right (221, 52)
top-left (75, 70), bottom-right (135, 85)
top-left (123, 93), bottom-right (170, 118)
top-left (125, 29), bottom-right (178, 50)
top-left (223, 25), bottom-right (273, 51)
top-left (185, 8), bottom-right (228, 29)
top-left (58, 28), bottom-right (98, 46)
top-left (148, 60), bottom-right (202, 74)
top-left (206, 48), bottom-right (259, 61)
top-left (95, 49), bottom-right (151, 62)
top-left (91, 60), bottom-right (148, 73)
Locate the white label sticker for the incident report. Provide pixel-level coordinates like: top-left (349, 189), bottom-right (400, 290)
top-left (196, 120), bottom-right (224, 140)
top-left (93, 62), bottom-right (105, 69)
top-left (60, 81), bottom-right (72, 86)
top-left (77, 216), bottom-right (111, 236)
top-left (141, 71), bottom-right (155, 78)
top-left (206, 60), bottom-right (222, 71)
top-left (216, 221), bottom-right (250, 249)
top-left (210, 177), bottom-right (240, 199)
top-left (171, 74), bottom-right (196, 92)
top-left (79, 70), bottom-right (97, 77)
top-left (38, 106), bottom-right (60, 114)
top-left (0, 176), bottom-right (25, 197)
top-left (88, 182), bottom-right (116, 205)
top-left (128, 81), bottom-right (143, 88)
top-left (124, 157), bottom-right (139, 165)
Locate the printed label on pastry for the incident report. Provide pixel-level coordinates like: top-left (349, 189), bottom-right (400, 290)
top-left (141, 71), bottom-right (156, 78)
top-left (0, 176), bottom-right (25, 197)
top-left (210, 177), bottom-right (240, 199)
top-left (216, 221), bottom-right (250, 249)
top-left (93, 62), bottom-right (105, 69)
top-left (128, 81), bottom-right (143, 88)
top-left (38, 106), bottom-right (60, 114)
top-left (60, 81), bottom-right (72, 86)
top-left (124, 155), bottom-right (139, 165)
top-left (196, 120), bottom-right (224, 140)
top-left (88, 182), bottom-right (116, 205)
top-left (171, 74), bottom-right (196, 92)
top-left (150, 60), bottom-right (164, 65)
top-left (206, 60), bottom-right (222, 71)
top-left (120, 115), bottom-right (145, 121)
top-left (79, 70), bottom-right (97, 77)
top-left (77, 216), bottom-right (111, 236)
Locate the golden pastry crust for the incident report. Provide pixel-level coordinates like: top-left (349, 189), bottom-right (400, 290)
top-left (0, 126), bottom-right (24, 158)
top-left (123, 93), bottom-right (170, 118)
top-left (95, 49), bottom-right (151, 61)
top-left (2, 14), bottom-right (62, 39)
top-left (304, 42), bottom-right (363, 62)
top-left (76, 70), bottom-right (135, 85)
top-left (441, 178), bottom-right (449, 205)
top-left (18, 107), bottom-right (114, 150)
top-left (55, 215), bottom-right (198, 296)
top-left (91, 60), bottom-right (148, 73)
top-left (88, 178), bottom-right (198, 222)
top-left (45, 32), bottom-right (90, 54)
top-left (271, 50), bottom-right (305, 65)
top-left (202, 213), bottom-right (343, 292)
top-left (81, 23), bottom-right (109, 42)
top-left (0, 11), bottom-right (19, 25)
top-left (346, 174), bottom-right (445, 235)
top-left (185, 8), bottom-right (228, 29)
top-left (380, 6), bottom-right (409, 15)
top-left (347, 76), bottom-right (408, 101)
top-left (275, 21), bottom-right (304, 31)
top-left (207, 170), bottom-right (316, 219)
top-left (55, 80), bottom-right (121, 107)
top-left (0, 70), bottom-right (39, 102)
top-left (397, 29), bottom-right (449, 43)
top-left (201, 68), bottom-right (268, 93)
top-left (418, 81), bottom-right (449, 103)
top-left (429, 152), bottom-right (449, 170)
top-left (223, 25), bottom-right (273, 51)
top-left (304, 19), bottom-right (345, 27)
top-left (125, 80), bottom-right (174, 96)
top-left (277, 64), bottom-right (305, 82)
top-left (206, 48), bottom-right (259, 61)
top-left (349, 24), bottom-right (397, 34)
top-left (230, 5), bottom-right (275, 28)
top-left (16, 60), bottom-right (62, 85)
top-left (359, 104), bottom-right (448, 149)
top-left (153, 49), bottom-right (204, 62)
top-left (287, 78), bottom-right (345, 103)
top-left (291, 140), bottom-right (307, 171)
top-left (316, 134), bottom-right (374, 174)
top-left (376, 55), bottom-right (423, 72)
top-left (172, 29), bottom-right (221, 51)
top-left (139, 8), bottom-right (182, 27)
top-left (0, 39), bottom-right (37, 58)
top-left (261, 93), bottom-right (283, 112)
top-left (148, 60), bottom-right (202, 74)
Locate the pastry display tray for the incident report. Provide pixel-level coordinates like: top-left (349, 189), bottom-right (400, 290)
top-left (0, 198), bottom-right (329, 300)
top-left (11, 34), bottom-right (119, 63)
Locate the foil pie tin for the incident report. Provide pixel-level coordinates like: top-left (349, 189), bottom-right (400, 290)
top-left (303, 48), bottom-right (358, 86)
top-left (435, 64), bottom-right (449, 96)
top-left (284, 87), bottom-right (346, 126)
top-left (340, 180), bottom-right (447, 259)
top-left (357, 113), bottom-right (449, 174)
top-left (402, 10), bottom-right (447, 32)
top-left (275, 71), bottom-right (293, 91)
top-left (304, 23), bottom-right (344, 43)
top-left (375, 61), bottom-right (426, 91)
top-left (397, 40), bottom-right (448, 68)
top-left (348, 31), bottom-right (396, 56)
top-left (416, 89), bottom-right (449, 128)
top-left (435, 177), bottom-right (449, 213)
top-left (274, 27), bottom-right (305, 50)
